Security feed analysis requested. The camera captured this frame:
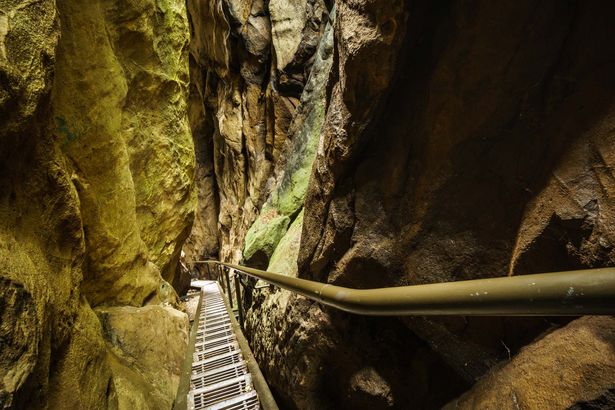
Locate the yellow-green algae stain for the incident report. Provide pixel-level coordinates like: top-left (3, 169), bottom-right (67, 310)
top-left (242, 10), bottom-right (334, 264)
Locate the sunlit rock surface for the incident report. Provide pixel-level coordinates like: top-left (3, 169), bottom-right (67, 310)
top-left (0, 0), bottom-right (194, 407)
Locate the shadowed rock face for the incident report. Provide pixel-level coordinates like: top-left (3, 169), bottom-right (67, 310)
top-left (298, 0), bottom-right (615, 393)
top-left (0, 0), bottom-right (194, 407)
top-left (446, 316), bottom-right (615, 409)
top-left (188, 0), bottom-right (615, 408)
top-left (183, 0), bottom-right (329, 273)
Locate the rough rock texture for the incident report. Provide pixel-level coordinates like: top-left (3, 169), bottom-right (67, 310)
top-left (304, 1), bottom-right (615, 407)
top-left (447, 316), bottom-right (615, 409)
top-left (53, 0), bottom-right (195, 303)
top-left (183, 0), bottom-right (329, 272)
top-left (0, 0), bottom-right (194, 408)
top-left (98, 306), bottom-right (190, 410)
top-left (0, 1), bottom-right (63, 406)
top-left (188, 0), bottom-right (615, 409)
top-left (242, 9), bottom-right (333, 269)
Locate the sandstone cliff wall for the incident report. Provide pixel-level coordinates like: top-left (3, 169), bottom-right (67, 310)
top-left (183, 0), bottom-right (329, 273)
top-left (0, 0), bottom-right (195, 408)
top-left (187, 0), bottom-right (615, 409)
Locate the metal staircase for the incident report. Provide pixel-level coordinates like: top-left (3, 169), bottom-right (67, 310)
top-left (175, 280), bottom-right (277, 410)
top-left (189, 281), bottom-right (259, 409)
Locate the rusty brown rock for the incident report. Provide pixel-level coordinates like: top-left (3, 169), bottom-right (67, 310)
top-left (189, 0), bottom-right (615, 408)
top-left (447, 316), bottom-right (615, 410)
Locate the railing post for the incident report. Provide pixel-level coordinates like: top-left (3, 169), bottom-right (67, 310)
top-left (234, 274), bottom-right (244, 330)
top-left (215, 265), bottom-right (222, 284)
top-left (224, 267), bottom-right (234, 309)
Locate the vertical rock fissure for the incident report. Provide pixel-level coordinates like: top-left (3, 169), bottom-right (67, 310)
top-left (3, 0), bottom-right (615, 409)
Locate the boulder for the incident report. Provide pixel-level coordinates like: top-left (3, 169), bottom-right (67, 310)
top-left (97, 305), bottom-right (190, 410)
top-left (447, 316), bottom-right (615, 409)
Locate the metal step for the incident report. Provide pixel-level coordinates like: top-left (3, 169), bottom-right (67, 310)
top-left (190, 362), bottom-right (248, 389)
top-left (187, 281), bottom-right (261, 410)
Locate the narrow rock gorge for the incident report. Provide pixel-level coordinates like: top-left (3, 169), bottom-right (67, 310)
top-left (2, 0), bottom-right (615, 409)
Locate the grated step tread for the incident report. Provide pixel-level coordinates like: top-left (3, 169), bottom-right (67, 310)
top-left (187, 281), bottom-right (261, 410)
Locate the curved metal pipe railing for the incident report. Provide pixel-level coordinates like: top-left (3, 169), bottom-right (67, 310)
top-left (197, 261), bottom-right (615, 316)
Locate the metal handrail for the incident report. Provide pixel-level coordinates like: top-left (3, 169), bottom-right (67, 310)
top-left (198, 261), bottom-right (615, 316)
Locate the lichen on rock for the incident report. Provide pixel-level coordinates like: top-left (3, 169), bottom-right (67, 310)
top-left (241, 7), bottom-right (334, 267)
top-left (52, 0), bottom-right (194, 305)
top-left (183, 0), bottom-right (329, 267)
top-left (0, 0), bottom-right (195, 407)
top-left (243, 206), bottom-right (291, 268)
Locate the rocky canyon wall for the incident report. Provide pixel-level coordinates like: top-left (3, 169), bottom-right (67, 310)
top-left (183, 0), bottom-right (329, 273)
top-left (0, 0), bottom-right (194, 408)
top-left (187, 0), bottom-right (615, 409)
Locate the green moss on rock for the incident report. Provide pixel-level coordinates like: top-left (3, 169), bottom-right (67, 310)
top-left (267, 209), bottom-right (304, 276)
top-left (273, 101), bottom-right (325, 217)
top-left (243, 205), bottom-right (291, 264)
top-left (242, 14), bottom-right (333, 263)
